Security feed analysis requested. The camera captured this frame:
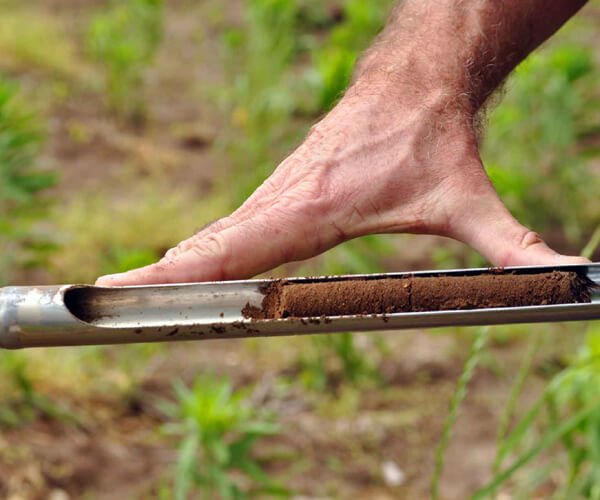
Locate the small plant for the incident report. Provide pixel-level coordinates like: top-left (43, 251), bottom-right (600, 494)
top-left (87, 0), bottom-right (163, 124)
top-left (0, 75), bottom-right (56, 281)
top-left (0, 6), bottom-right (89, 82)
top-left (219, 0), bottom-right (302, 206)
top-left (431, 327), bottom-right (489, 500)
top-left (483, 45), bottom-right (600, 245)
top-left (308, 0), bottom-right (393, 112)
top-left (101, 245), bottom-right (159, 276)
top-left (471, 323), bottom-right (600, 498)
top-left (0, 351), bottom-right (78, 428)
top-left (161, 376), bottom-right (286, 500)
top-left (299, 332), bottom-right (383, 391)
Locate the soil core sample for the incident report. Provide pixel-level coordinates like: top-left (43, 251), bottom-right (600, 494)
top-left (243, 271), bottom-right (592, 320)
top-left (410, 272), bottom-right (589, 311)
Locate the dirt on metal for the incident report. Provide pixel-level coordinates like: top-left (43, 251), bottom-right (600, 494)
top-left (243, 271), bottom-right (592, 319)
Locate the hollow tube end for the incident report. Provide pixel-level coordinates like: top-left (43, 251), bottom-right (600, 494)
top-left (0, 289), bottom-right (21, 349)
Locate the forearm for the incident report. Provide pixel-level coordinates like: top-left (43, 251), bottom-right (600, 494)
top-left (353, 0), bottom-right (588, 113)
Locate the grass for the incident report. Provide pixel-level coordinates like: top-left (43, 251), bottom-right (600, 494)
top-left (483, 42), bottom-right (600, 244)
top-left (161, 376), bottom-right (285, 499)
top-left (0, 74), bottom-right (56, 282)
top-left (1, 0), bottom-right (600, 497)
top-left (0, 351), bottom-right (79, 428)
top-left (48, 180), bottom-right (229, 283)
top-left (431, 327), bottom-right (489, 500)
top-left (493, 331), bottom-right (543, 475)
top-left (475, 398), bottom-right (600, 499)
top-left (87, 0), bottom-right (163, 123)
top-left (0, 6), bottom-right (91, 83)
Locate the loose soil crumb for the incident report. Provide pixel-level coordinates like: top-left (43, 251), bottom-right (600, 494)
top-left (243, 271), bottom-right (592, 319)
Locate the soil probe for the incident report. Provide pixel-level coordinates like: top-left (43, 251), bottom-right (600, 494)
top-left (1, 263), bottom-right (599, 349)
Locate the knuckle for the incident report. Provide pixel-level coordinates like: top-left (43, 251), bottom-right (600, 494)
top-left (188, 233), bottom-right (229, 280)
top-left (192, 232), bottom-right (229, 260)
top-left (259, 175), bottom-right (283, 196)
top-left (161, 246), bottom-right (180, 261)
top-left (178, 237), bottom-right (198, 254)
top-left (306, 121), bottom-right (326, 142)
top-left (518, 230), bottom-right (544, 250)
top-left (277, 164), bottom-right (335, 213)
top-left (198, 216), bottom-right (234, 235)
top-left (174, 216), bottom-right (236, 255)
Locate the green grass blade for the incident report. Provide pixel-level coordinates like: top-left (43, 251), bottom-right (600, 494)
top-left (582, 225), bottom-right (600, 259)
top-left (493, 331), bottom-right (542, 474)
top-left (473, 399), bottom-right (600, 499)
top-left (431, 327), bottom-right (489, 500)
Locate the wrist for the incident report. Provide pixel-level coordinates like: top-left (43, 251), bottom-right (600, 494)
top-left (346, 63), bottom-right (476, 123)
top-left (350, 19), bottom-right (482, 116)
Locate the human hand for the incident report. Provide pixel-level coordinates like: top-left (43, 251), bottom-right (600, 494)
top-left (96, 0), bottom-right (590, 286)
top-left (96, 79), bottom-right (587, 286)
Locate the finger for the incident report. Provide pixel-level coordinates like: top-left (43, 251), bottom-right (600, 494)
top-left (162, 167), bottom-right (293, 261)
top-left (95, 211), bottom-right (325, 286)
top-left (162, 216), bottom-right (239, 260)
top-left (449, 189), bottom-right (589, 267)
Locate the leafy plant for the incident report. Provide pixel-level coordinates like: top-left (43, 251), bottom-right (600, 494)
top-left (308, 0), bottom-right (393, 112)
top-left (483, 45), bottom-right (600, 244)
top-left (101, 245), bottom-right (159, 276)
top-left (0, 75), bottom-right (56, 281)
top-left (431, 328), bottom-right (489, 500)
top-left (219, 0), bottom-right (302, 206)
top-left (299, 332), bottom-right (383, 391)
top-left (0, 351), bottom-right (78, 428)
top-left (161, 376), bottom-right (286, 500)
top-left (467, 324), bottom-right (600, 498)
top-left (87, 0), bottom-right (164, 124)
top-left (49, 184), bottom-right (229, 283)
top-left (0, 6), bottom-right (90, 82)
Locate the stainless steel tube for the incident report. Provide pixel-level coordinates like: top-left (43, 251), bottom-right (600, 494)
top-left (2, 264), bottom-right (600, 349)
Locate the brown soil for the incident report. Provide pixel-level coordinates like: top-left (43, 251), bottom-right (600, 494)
top-left (245, 271), bottom-right (592, 319)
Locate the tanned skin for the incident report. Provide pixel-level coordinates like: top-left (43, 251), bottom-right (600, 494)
top-left (98, 0), bottom-right (589, 286)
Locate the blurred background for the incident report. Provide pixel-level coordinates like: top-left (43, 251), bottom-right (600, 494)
top-left (1, 0), bottom-right (600, 498)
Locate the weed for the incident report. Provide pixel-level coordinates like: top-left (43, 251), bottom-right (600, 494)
top-left (492, 332), bottom-right (543, 475)
top-left (0, 75), bottom-right (56, 281)
top-left (475, 397), bottom-right (600, 499)
top-left (308, 0), bottom-right (393, 112)
top-left (299, 333), bottom-right (383, 391)
top-left (431, 327), bottom-right (489, 500)
top-left (49, 182), bottom-right (229, 283)
top-left (468, 323), bottom-right (600, 497)
top-left (0, 6), bottom-right (89, 82)
top-left (161, 376), bottom-right (286, 500)
top-left (87, 0), bottom-right (163, 124)
top-left (219, 0), bottom-right (302, 206)
top-left (483, 44), bottom-right (600, 245)
top-left (0, 351), bottom-right (78, 428)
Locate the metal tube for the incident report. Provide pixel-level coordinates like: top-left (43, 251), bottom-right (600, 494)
top-left (2, 264), bottom-right (599, 349)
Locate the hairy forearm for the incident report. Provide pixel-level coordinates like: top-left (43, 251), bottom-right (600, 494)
top-left (353, 0), bottom-right (587, 113)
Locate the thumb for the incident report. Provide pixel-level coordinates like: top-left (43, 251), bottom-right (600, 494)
top-left (450, 190), bottom-right (589, 267)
